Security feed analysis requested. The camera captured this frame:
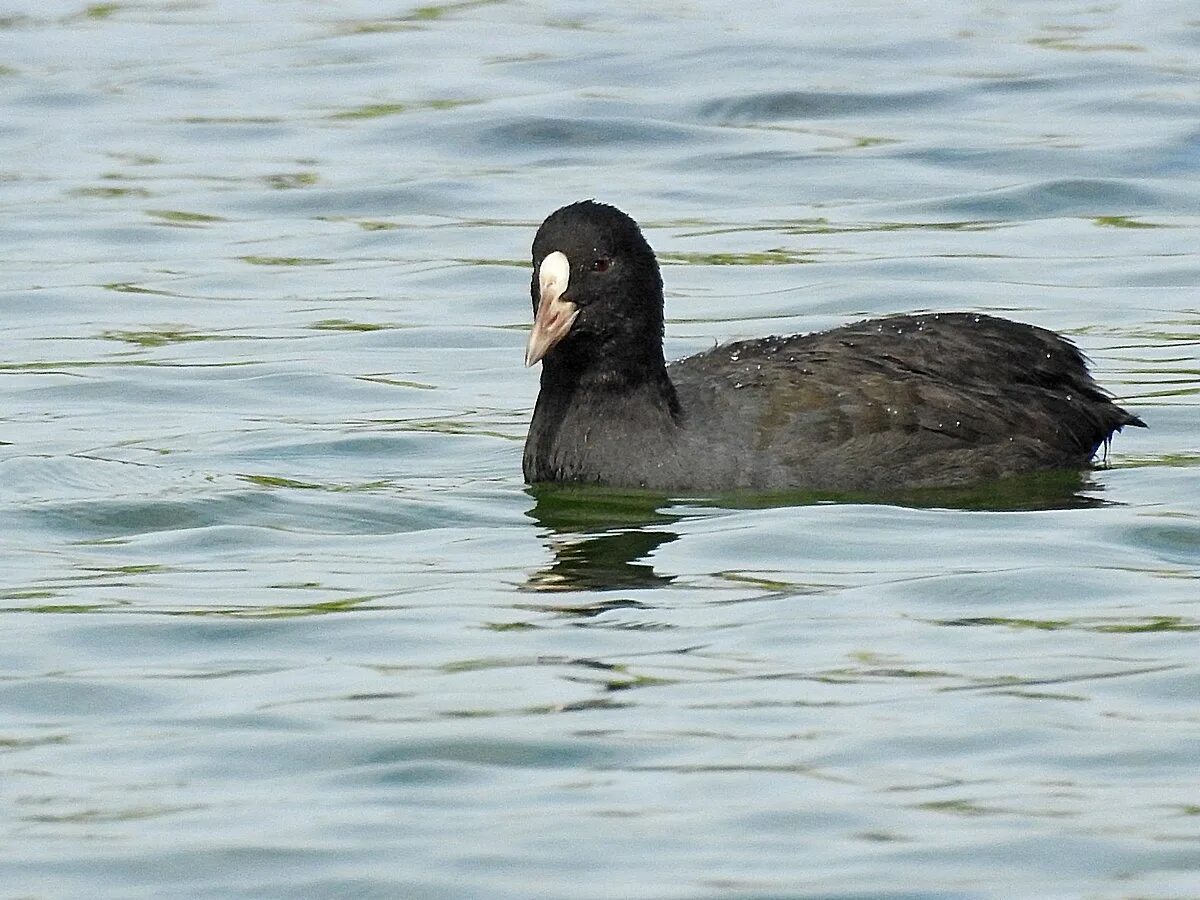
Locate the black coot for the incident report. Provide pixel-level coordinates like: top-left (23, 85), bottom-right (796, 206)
top-left (523, 200), bottom-right (1143, 492)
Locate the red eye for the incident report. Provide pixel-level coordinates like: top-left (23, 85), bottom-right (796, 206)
top-left (591, 256), bottom-right (612, 273)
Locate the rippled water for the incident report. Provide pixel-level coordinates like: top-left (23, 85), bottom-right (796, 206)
top-left (2, 2), bottom-right (1198, 897)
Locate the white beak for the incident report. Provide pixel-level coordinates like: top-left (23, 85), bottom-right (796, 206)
top-left (525, 251), bottom-right (579, 367)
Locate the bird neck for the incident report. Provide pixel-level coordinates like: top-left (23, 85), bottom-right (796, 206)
top-left (540, 345), bottom-right (680, 419)
top-left (525, 352), bottom-right (682, 487)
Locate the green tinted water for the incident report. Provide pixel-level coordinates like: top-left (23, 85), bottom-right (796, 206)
top-left (2, 2), bottom-right (1198, 897)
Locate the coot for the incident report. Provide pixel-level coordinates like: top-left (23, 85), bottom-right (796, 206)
top-left (523, 200), bottom-right (1143, 492)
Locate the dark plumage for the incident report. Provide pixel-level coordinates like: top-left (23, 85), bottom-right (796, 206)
top-left (523, 200), bottom-right (1144, 493)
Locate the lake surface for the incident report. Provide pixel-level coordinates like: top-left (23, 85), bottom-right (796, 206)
top-left (2, 1), bottom-right (1198, 897)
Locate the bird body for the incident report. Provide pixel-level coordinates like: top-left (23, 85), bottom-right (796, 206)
top-left (523, 201), bottom-right (1143, 493)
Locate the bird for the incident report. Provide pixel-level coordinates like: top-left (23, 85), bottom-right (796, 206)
top-left (522, 200), bottom-right (1144, 493)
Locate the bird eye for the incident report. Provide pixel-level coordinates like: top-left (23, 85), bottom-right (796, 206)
top-left (591, 256), bottom-right (612, 273)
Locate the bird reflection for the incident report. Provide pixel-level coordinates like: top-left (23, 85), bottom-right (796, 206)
top-left (522, 484), bottom-right (681, 592)
top-left (521, 469), bottom-right (1108, 593)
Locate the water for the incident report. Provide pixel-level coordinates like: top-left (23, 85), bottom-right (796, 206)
top-left (2, 1), bottom-right (1198, 897)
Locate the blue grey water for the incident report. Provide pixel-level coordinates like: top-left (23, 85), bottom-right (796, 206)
top-left (1, 1), bottom-right (1198, 897)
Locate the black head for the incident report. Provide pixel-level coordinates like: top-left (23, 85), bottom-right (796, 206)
top-left (526, 201), bottom-right (666, 382)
